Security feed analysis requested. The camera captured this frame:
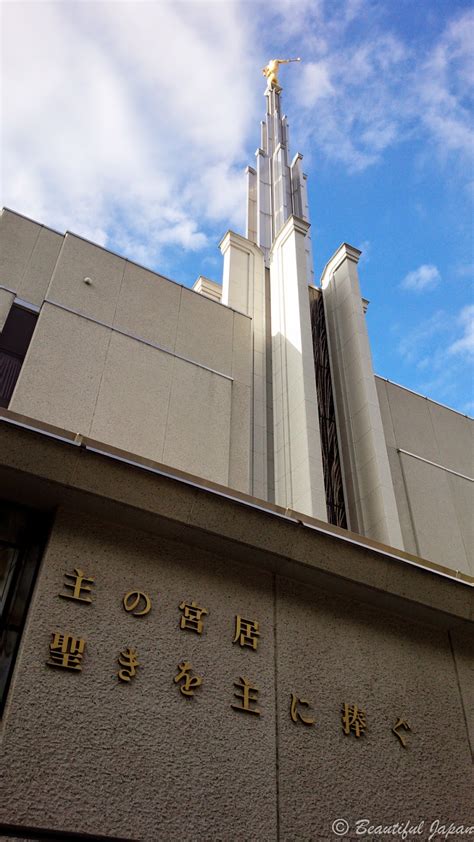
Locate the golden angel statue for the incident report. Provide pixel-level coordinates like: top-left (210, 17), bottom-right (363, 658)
top-left (262, 57), bottom-right (301, 90)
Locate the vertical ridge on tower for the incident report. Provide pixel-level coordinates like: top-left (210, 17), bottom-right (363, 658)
top-left (246, 85), bottom-right (314, 286)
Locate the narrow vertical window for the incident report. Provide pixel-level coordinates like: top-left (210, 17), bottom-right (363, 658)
top-left (0, 502), bottom-right (47, 714)
top-left (0, 304), bottom-right (38, 408)
top-left (310, 290), bottom-right (347, 528)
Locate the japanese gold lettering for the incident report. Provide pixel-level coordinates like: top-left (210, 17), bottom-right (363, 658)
top-left (174, 662), bottom-right (202, 697)
top-left (123, 590), bottom-right (151, 617)
top-left (179, 601), bottom-right (208, 634)
top-left (231, 676), bottom-right (261, 715)
top-left (392, 717), bottom-right (411, 747)
top-left (233, 615), bottom-right (260, 650)
top-left (342, 702), bottom-right (366, 738)
top-left (59, 568), bottom-right (94, 603)
top-left (118, 647), bottom-right (140, 682)
top-left (47, 632), bottom-right (86, 671)
top-left (290, 693), bottom-right (315, 725)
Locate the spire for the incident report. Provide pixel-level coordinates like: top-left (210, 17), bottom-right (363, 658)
top-left (246, 61), bottom-right (314, 284)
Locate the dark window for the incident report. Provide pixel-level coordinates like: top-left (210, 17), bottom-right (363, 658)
top-left (310, 291), bottom-right (348, 529)
top-left (0, 501), bottom-right (48, 714)
top-left (0, 304), bottom-right (37, 408)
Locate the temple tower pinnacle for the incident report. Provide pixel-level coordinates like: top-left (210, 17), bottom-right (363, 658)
top-left (221, 60), bottom-right (404, 543)
top-left (246, 70), bottom-right (314, 285)
top-left (221, 61), bottom-right (327, 521)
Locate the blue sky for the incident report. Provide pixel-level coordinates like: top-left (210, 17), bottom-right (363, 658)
top-left (2, 0), bottom-right (473, 414)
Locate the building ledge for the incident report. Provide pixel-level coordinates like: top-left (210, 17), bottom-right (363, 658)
top-left (192, 275), bottom-right (222, 303)
top-left (0, 408), bottom-right (472, 627)
top-left (320, 242), bottom-right (362, 288)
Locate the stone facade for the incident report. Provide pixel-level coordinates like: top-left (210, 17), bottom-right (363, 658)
top-left (0, 76), bottom-right (473, 842)
top-left (0, 423), bottom-right (472, 841)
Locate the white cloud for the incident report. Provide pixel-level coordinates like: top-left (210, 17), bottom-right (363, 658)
top-left (1, 0), bottom-right (258, 267)
top-left (1, 0), bottom-right (472, 273)
top-left (417, 11), bottom-right (474, 162)
top-left (400, 264), bottom-right (441, 292)
top-left (448, 305), bottom-right (474, 357)
top-left (392, 305), bottom-right (473, 409)
top-left (397, 310), bottom-right (448, 363)
top-left (288, 31), bottom-right (410, 171)
top-left (300, 62), bottom-right (334, 107)
top-left (277, 7), bottom-right (473, 174)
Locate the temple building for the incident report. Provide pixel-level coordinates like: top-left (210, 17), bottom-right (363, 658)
top-left (0, 65), bottom-right (472, 842)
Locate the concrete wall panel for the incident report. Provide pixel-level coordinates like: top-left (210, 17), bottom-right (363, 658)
top-left (1, 215), bottom-right (253, 494)
top-left (221, 232), bottom-right (267, 499)
top-left (113, 261), bottom-right (181, 351)
top-left (231, 310), bottom-right (252, 388)
top-left (449, 625), bottom-right (474, 758)
top-left (428, 401), bottom-right (473, 478)
top-left (447, 473), bottom-right (474, 568)
top-left (378, 378), bottom-right (473, 576)
top-left (175, 287), bottom-right (234, 377)
top-left (399, 453), bottom-right (468, 573)
top-left (0, 508), bottom-right (471, 841)
top-left (385, 383), bottom-right (439, 462)
top-left (228, 380), bottom-right (251, 493)
top-left (90, 333), bottom-right (174, 461)
top-left (0, 210), bottom-right (41, 293)
top-left (162, 358), bottom-right (232, 485)
top-left (276, 576), bottom-right (473, 840)
top-left (21, 227), bottom-right (63, 305)
top-left (0, 288), bottom-right (15, 331)
top-left (8, 300), bottom-right (251, 494)
top-left (0, 510), bottom-right (277, 841)
top-left (47, 234), bottom-right (126, 324)
top-left (0, 210), bottom-right (63, 306)
top-left (386, 448), bottom-right (418, 556)
top-left (10, 303), bottom-right (111, 434)
top-left (375, 377), bottom-right (396, 448)
top-left (222, 239), bottom-right (251, 314)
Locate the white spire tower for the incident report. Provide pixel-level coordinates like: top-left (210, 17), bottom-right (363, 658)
top-left (221, 59), bottom-right (327, 520)
top-left (246, 70), bottom-right (314, 286)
